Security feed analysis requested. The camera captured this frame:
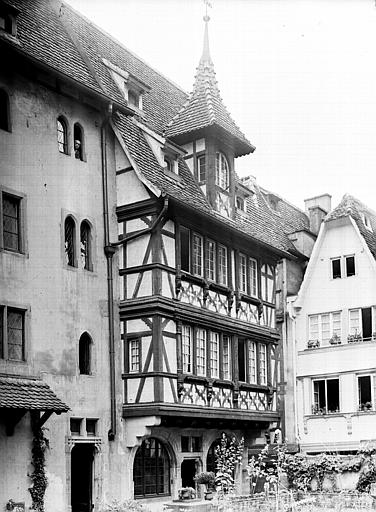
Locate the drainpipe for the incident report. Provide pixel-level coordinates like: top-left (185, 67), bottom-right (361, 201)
top-left (101, 103), bottom-right (117, 441)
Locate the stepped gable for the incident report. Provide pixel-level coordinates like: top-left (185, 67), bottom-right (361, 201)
top-left (326, 194), bottom-right (376, 258)
top-left (165, 16), bottom-right (254, 157)
top-left (0, 375), bottom-right (69, 411)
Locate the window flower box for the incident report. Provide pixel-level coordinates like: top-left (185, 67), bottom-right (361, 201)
top-left (307, 339), bottom-right (320, 349)
top-left (329, 334), bottom-right (341, 345)
top-left (347, 332), bottom-right (363, 343)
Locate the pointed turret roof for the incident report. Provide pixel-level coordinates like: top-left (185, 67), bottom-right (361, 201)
top-left (165, 16), bottom-right (255, 157)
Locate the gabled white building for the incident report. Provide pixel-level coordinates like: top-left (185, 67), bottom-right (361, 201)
top-left (292, 194), bottom-right (376, 453)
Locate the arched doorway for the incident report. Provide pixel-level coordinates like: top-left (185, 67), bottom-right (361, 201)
top-left (133, 438), bottom-right (170, 497)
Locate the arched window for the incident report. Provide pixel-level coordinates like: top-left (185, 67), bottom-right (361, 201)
top-left (134, 438), bottom-right (170, 497)
top-left (57, 116), bottom-right (68, 154)
top-left (74, 123), bottom-right (84, 160)
top-left (79, 332), bottom-right (92, 375)
top-left (215, 152), bottom-right (229, 190)
top-left (0, 89), bottom-right (10, 132)
top-left (80, 221), bottom-right (92, 271)
top-left (64, 216), bottom-right (76, 267)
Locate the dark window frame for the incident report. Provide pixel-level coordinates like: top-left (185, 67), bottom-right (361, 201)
top-left (0, 88), bottom-right (10, 132)
top-left (57, 116), bottom-right (69, 155)
top-left (181, 323), bottom-right (232, 381)
top-left (80, 220), bottom-right (93, 271)
top-left (0, 305), bottom-right (26, 362)
top-left (64, 215), bottom-right (77, 267)
top-left (134, 438), bottom-right (170, 498)
top-left (1, 191), bottom-right (22, 253)
top-left (73, 122), bottom-right (85, 161)
top-left (79, 332), bottom-right (92, 375)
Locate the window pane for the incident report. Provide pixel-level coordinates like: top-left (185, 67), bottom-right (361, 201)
top-left (86, 419), bottom-right (97, 436)
top-left (3, 194), bottom-right (20, 251)
top-left (209, 331), bottom-right (219, 378)
top-left (80, 221), bottom-right (91, 270)
top-left (259, 344), bottom-right (267, 385)
top-left (239, 254), bottom-right (247, 293)
top-left (313, 380), bottom-right (326, 412)
top-left (238, 339), bottom-right (246, 382)
top-left (198, 155), bottom-right (206, 182)
top-left (358, 376), bottom-right (372, 409)
top-left (321, 314), bottom-right (330, 343)
top-left (222, 335), bottom-right (231, 380)
top-left (129, 339), bottom-right (140, 372)
top-left (57, 117), bottom-right (67, 154)
top-left (192, 234), bottom-right (203, 276)
top-left (218, 245), bottom-right (227, 286)
top-left (346, 256), bottom-right (355, 277)
top-left (349, 309), bottom-right (360, 335)
top-left (327, 379), bottom-right (339, 413)
top-left (332, 312), bottom-right (341, 338)
top-left (215, 152), bottom-right (229, 189)
top-left (362, 307), bottom-right (372, 339)
top-left (196, 328), bottom-right (206, 376)
top-left (180, 227), bottom-right (190, 272)
top-left (248, 341), bottom-right (257, 384)
top-left (7, 309), bottom-right (24, 361)
top-left (249, 258), bottom-right (258, 297)
top-left (182, 325), bottom-right (192, 373)
top-left (65, 217), bottom-right (75, 266)
top-left (332, 258), bottom-right (341, 279)
top-left (0, 89), bottom-right (9, 131)
top-left (79, 333), bottom-right (91, 374)
top-left (309, 315), bottom-right (319, 340)
top-left (206, 240), bottom-right (216, 281)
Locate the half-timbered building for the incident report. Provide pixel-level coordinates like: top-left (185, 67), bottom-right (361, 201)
top-left (112, 16), bottom-right (308, 500)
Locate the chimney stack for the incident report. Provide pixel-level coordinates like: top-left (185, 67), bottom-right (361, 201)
top-left (304, 194), bottom-right (332, 234)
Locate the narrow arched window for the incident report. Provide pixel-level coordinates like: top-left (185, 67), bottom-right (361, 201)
top-left (74, 123), bottom-right (84, 160)
top-left (80, 220), bottom-right (92, 271)
top-left (0, 89), bottom-right (10, 132)
top-left (64, 216), bottom-right (76, 267)
top-left (134, 438), bottom-right (170, 497)
top-left (79, 332), bottom-right (92, 375)
top-left (215, 152), bottom-right (229, 190)
top-left (57, 116), bottom-right (68, 154)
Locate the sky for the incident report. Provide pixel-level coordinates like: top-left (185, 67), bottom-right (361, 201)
top-left (65, 0), bottom-right (376, 212)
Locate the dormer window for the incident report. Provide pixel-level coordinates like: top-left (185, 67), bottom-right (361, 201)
top-left (164, 157), bottom-right (173, 173)
top-left (0, 3), bottom-right (18, 37)
top-left (102, 59), bottom-right (150, 113)
top-left (215, 152), bottom-right (229, 190)
top-left (128, 89), bottom-right (140, 109)
top-left (362, 214), bottom-right (372, 231)
top-left (236, 196), bottom-right (245, 211)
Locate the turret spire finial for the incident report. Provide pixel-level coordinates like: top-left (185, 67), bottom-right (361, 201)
top-left (201, 0), bottom-right (212, 63)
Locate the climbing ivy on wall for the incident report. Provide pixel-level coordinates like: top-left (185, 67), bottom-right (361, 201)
top-left (29, 414), bottom-right (49, 512)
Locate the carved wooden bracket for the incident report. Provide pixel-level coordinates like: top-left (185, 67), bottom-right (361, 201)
top-left (227, 289), bottom-right (234, 313)
top-left (258, 301), bottom-right (264, 320)
top-left (175, 273), bottom-right (182, 297)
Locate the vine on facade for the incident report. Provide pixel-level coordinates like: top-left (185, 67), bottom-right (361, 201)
top-left (29, 415), bottom-right (49, 512)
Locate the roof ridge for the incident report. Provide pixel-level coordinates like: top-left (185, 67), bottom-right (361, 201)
top-left (62, 1), bottom-right (188, 95)
top-left (260, 186), bottom-right (308, 217)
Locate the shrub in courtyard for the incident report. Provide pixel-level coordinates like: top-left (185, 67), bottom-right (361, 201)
top-left (215, 433), bottom-right (244, 496)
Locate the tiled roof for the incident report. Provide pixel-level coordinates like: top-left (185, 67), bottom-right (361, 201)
top-left (260, 188), bottom-right (310, 235)
top-left (0, 375), bottom-right (69, 412)
top-left (165, 29), bottom-right (253, 156)
top-left (326, 194), bottom-right (376, 259)
top-left (115, 114), bottom-right (298, 256)
top-left (6, 0), bottom-right (302, 257)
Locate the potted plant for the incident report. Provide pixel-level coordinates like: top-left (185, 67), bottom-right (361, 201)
top-left (178, 487), bottom-right (196, 500)
top-left (194, 471), bottom-right (215, 500)
top-left (329, 333), bottom-right (341, 345)
top-left (307, 339), bottom-right (320, 349)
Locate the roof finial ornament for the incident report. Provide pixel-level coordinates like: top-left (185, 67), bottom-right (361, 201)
top-left (201, 0), bottom-right (212, 63)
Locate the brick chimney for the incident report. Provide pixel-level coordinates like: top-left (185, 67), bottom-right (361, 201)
top-left (304, 194), bottom-right (332, 234)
